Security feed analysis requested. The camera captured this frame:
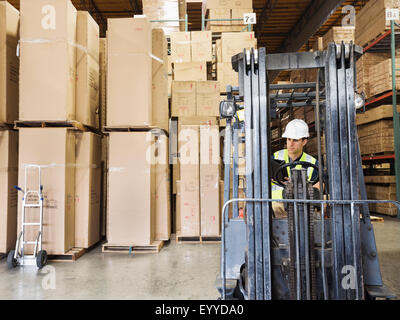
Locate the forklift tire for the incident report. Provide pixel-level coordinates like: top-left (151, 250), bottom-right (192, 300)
top-left (36, 250), bottom-right (48, 269)
top-left (7, 250), bottom-right (18, 269)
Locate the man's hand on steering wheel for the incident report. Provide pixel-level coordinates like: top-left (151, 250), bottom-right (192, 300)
top-left (272, 161), bottom-right (319, 188)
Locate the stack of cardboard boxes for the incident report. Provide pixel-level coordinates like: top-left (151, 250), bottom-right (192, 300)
top-left (216, 32), bottom-right (257, 95)
top-left (105, 16), bottom-right (170, 248)
top-left (169, 30), bottom-right (221, 238)
top-left (142, 0), bottom-right (184, 36)
top-left (16, 0), bottom-right (101, 255)
top-left (0, 1), bottom-right (19, 256)
top-left (202, 0), bottom-right (254, 32)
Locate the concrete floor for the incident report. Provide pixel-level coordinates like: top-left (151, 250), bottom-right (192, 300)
top-left (0, 217), bottom-right (399, 300)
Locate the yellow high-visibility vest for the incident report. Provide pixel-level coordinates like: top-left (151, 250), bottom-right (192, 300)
top-left (271, 149), bottom-right (317, 199)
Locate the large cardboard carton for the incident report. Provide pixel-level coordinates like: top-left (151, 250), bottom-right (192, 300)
top-left (152, 29), bottom-right (169, 131)
top-left (179, 116), bottom-right (219, 126)
top-left (221, 32), bottom-right (256, 62)
top-left (322, 26), bottom-right (355, 50)
top-left (76, 11), bottom-right (100, 128)
top-left (75, 132), bottom-right (101, 249)
top-left (231, 0), bottom-right (253, 8)
top-left (171, 81), bottom-right (196, 117)
top-left (107, 132), bottom-right (155, 245)
top-left (170, 32), bottom-right (191, 63)
top-left (0, 2), bottom-right (19, 124)
top-left (143, 0), bottom-right (180, 36)
top-left (173, 62), bottom-right (207, 81)
top-left (18, 128), bottom-right (75, 254)
top-left (19, 0), bottom-right (77, 122)
top-left (0, 130), bottom-right (18, 253)
top-left (232, 8), bottom-right (253, 26)
top-left (191, 31), bottom-right (212, 62)
top-left (178, 125), bottom-right (200, 237)
top-left (107, 17), bottom-right (152, 127)
top-left (197, 81), bottom-right (220, 117)
top-left (207, 9), bottom-right (231, 32)
top-left (204, 0), bottom-right (252, 10)
top-left (355, 0), bottom-right (400, 47)
top-left (200, 125), bottom-right (220, 237)
top-left (204, 0), bottom-right (233, 9)
top-left (217, 62), bottom-right (238, 93)
top-left (154, 132), bottom-right (171, 241)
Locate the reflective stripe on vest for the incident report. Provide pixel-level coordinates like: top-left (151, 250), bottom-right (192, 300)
top-left (271, 150), bottom-right (317, 199)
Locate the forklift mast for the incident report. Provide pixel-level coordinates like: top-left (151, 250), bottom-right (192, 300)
top-left (218, 44), bottom-right (399, 300)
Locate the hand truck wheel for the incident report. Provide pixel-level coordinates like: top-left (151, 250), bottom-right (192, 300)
top-left (36, 250), bottom-right (48, 269)
top-left (7, 250), bottom-right (18, 269)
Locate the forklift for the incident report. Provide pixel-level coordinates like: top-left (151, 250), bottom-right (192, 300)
top-left (218, 43), bottom-right (400, 300)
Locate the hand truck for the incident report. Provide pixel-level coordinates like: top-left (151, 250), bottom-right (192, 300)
top-left (7, 165), bottom-right (49, 269)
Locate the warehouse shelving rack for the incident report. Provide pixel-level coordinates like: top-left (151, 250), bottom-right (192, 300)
top-left (361, 21), bottom-right (400, 218)
top-left (201, 16), bottom-right (252, 32)
top-left (151, 14), bottom-right (189, 32)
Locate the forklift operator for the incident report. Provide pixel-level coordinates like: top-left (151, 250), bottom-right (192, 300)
top-left (271, 119), bottom-right (320, 217)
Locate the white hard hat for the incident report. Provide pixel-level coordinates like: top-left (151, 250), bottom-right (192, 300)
top-left (282, 119), bottom-right (310, 139)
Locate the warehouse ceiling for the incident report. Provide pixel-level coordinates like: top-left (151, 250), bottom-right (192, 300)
top-left (8, 0), bottom-right (370, 80)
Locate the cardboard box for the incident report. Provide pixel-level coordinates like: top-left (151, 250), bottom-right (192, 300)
top-left (76, 11), bottom-right (100, 128)
top-left (152, 29), bottom-right (169, 131)
top-left (356, 52), bottom-right (390, 99)
top-left (143, 0), bottom-right (180, 36)
top-left (178, 125), bottom-right (200, 236)
top-left (369, 58), bottom-right (400, 97)
top-left (107, 16), bottom-right (152, 55)
top-left (200, 125), bottom-right (220, 237)
top-left (356, 0), bottom-right (400, 47)
top-left (18, 128), bottom-right (75, 254)
top-left (221, 32), bottom-right (256, 62)
top-left (170, 32), bottom-right (191, 63)
top-left (173, 62), bottom-right (207, 81)
top-left (232, 8), bottom-right (252, 25)
top-left (0, 130), bottom-right (18, 253)
top-left (171, 81), bottom-right (196, 117)
top-left (208, 8), bottom-right (231, 27)
top-left (231, 0), bottom-right (253, 8)
top-left (197, 81), bottom-right (220, 117)
top-left (19, 0), bottom-right (77, 122)
top-left (99, 38), bottom-right (107, 129)
top-left (205, 0), bottom-right (233, 9)
top-left (154, 132), bottom-right (171, 241)
top-left (217, 62), bottom-right (238, 92)
top-left (0, 2), bottom-right (19, 124)
top-left (191, 31), bottom-right (212, 62)
top-left (322, 26), bottom-right (355, 50)
top-left (107, 17), bottom-right (152, 127)
top-left (19, 0), bottom-right (77, 120)
top-left (107, 132), bottom-right (155, 245)
top-left (75, 132), bottom-right (101, 249)
top-left (179, 116), bottom-right (219, 126)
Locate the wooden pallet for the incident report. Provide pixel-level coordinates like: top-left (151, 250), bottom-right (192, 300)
top-left (176, 234), bottom-right (221, 244)
top-left (48, 247), bottom-right (88, 262)
top-left (14, 120), bottom-right (99, 133)
top-left (370, 215), bottom-right (385, 223)
top-left (102, 240), bottom-right (164, 254)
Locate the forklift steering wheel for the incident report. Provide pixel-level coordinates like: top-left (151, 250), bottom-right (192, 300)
top-left (273, 161), bottom-right (319, 188)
